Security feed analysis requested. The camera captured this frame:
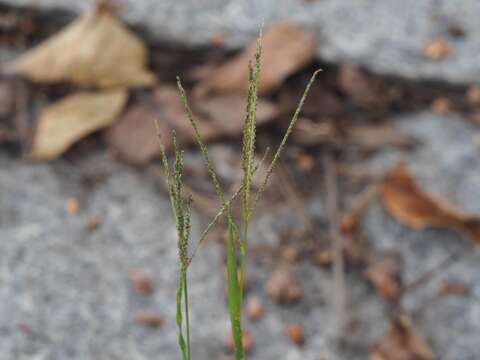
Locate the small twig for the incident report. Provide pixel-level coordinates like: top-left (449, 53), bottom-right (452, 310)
top-left (402, 246), bottom-right (465, 295)
top-left (323, 149), bottom-right (347, 337)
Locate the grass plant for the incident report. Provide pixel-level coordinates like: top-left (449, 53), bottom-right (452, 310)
top-left (155, 32), bottom-right (320, 359)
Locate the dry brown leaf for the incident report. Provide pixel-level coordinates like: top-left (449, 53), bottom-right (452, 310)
top-left (154, 86), bottom-right (278, 149)
top-left (365, 253), bottom-right (402, 300)
top-left (29, 89), bottom-right (127, 160)
top-left (195, 21), bottom-right (316, 96)
top-left (106, 104), bottom-right (161, 164)
top-left (380, 163), bottom-right (480, 245)
top-left (371, 315), bottom-right (434, 360)
top-left (9, 6), bottom-right (154, 88)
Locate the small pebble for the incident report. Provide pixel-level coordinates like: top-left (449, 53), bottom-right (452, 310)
top-left (247, 296), bottom-right (265, 322)
top-left (286, 323), bottom-right (305, 345)
top-left (130, 270), bottom-right (154, 296)
top-left (423, 38), bottom-right (451, 60)
top-left (66, 197), bottom-right (80, 215)
top-left (226, 330), bottom-right (253, 354)
top-left (134, 311), bottom-right (163, 327)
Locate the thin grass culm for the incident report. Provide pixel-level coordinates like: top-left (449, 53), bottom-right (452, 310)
top-left (155, 30), bottom-right (320, 359)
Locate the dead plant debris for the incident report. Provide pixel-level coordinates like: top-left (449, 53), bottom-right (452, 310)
top-left (380, 163), bottom-right (480, 246)
top-left (195, 21), bottom-right (316, 96)
top-left (371, 314), bottom-right (434, 360)
top-left (9, 4), bottom-right (154, 88)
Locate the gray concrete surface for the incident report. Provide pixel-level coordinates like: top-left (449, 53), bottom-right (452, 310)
top-left (3, 0), bottom-right (480, 84)
top-left (1, 111), bottom-right (480, 359)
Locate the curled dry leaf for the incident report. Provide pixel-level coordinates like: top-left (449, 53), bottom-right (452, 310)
top-left (29, 89), bottom-right (128, 160)
top-left (380, 163), bottom-right (480, 245)
top-left (370, 314), bottom-right (434, 360)
top-left (195, 21), bottom-right (316, 96)
top-left (9, 6), bottom-right (154, 88)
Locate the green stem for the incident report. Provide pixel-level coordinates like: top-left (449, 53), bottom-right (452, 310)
top-left (183, 272), bottom-right (192, 360)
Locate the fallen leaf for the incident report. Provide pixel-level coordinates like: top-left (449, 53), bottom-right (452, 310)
top-left (29, 89), bottom-right (127, 160)
top-left (195, 94), bottom-right (279, 136)
top-left (134, 311), bottom-right (163, 327)
top-left (9, 5), bottom-right (154, 88)
top-left (286, 323), bottom-right (305, 345)
top-left (195, 21), bottom-right (316, 96)
top-left (266, 265), bottom-right (304, 304)
top-left (106, 104), bottom-right (161, 164)
top-left (365, 253), bottom-right (402, 300)
top-left (154, 86), bottom-right (278, 150)
top-left (370, 315), bottom-right (434, 360)
top-left (380, 163), bottom-right (480, 245)
top-left (423, 38), bottom-right (451, 60)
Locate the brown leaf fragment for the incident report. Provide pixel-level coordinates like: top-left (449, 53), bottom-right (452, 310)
top-left (370, 314), bottom-right (434, 360)
top-left (29, 89), bottom-right (128, 160)
top-left (266, 265), bottom-right (304, 304)
top-left (134, 311), bottom-right (163, 327)
top-left (9, 6), bottom-right (154, 88)
top-left (380, 163), bottom-right (480, 245)
top-left (195, 21), bottom-right (316, 96)
top-left (365, 253), bottom-right (402, 300)
top-left (195, 94), bottom-right (279, 136)
top-left (106, 104), bottom-right (161, 164)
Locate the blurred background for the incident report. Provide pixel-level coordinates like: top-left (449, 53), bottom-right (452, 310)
top-left (1, 1), bottom-right (480, 359)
